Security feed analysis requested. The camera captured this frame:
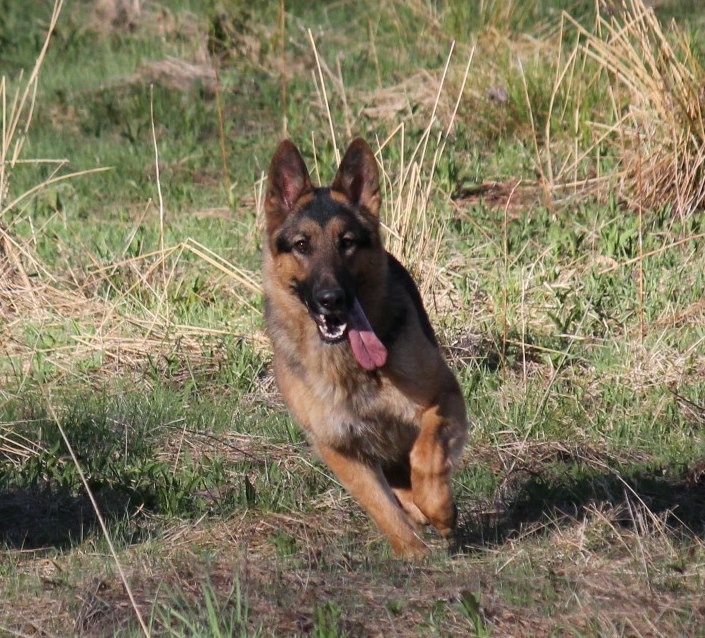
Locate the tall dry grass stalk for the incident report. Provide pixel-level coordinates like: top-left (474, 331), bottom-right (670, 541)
top-left (0, 0), bottom-right (107, 302)
top-left (1, 0), bottom-right (64, 288)
top-left (305, 33), bottom-right (473, 306)
top-left (379, 45), bottom-right (473, 303)
top-left (1, 1), bottom-right (63, 211)
top-left (43, 392), bottom-right (151, 637)
top-left (566, 0), bottom-right (705, 217)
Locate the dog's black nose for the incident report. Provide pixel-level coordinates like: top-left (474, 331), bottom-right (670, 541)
top-left (315, 288), bottom-right (345, 312)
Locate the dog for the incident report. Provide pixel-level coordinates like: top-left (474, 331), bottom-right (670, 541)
top-left (262, 138), bottom-right (468, 557)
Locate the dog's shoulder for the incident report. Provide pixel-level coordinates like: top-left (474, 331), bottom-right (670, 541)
top-left (384, 252), bottom-right (437, 348)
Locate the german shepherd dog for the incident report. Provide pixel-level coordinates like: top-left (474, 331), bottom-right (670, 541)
top-left (263, 138), bottom-right (468, 557)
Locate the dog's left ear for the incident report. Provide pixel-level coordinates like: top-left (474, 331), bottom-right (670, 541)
top-left (331, 138), bottom-right (381, 217)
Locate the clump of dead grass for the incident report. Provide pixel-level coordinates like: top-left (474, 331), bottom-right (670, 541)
top-left (90, 0), bottom-right (142, 33)
top-left (411, 0), bottom-right (705, 219)
top-left (569, 0), bottom-right (705, 218)
top-left (528, 0), bottom-right (705, 216)
top-left (136, 58), bottom-right (217, 94)
top-left (88, 0), bottom-right (189, 41)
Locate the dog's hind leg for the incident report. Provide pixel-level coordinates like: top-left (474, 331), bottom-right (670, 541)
top-left (317, 443), bottom-right (428, 557)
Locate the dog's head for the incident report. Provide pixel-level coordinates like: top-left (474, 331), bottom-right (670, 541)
top-left (264, 139), bottom-right (387, 369)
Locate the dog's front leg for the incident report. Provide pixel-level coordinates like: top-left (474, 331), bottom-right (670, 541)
top-left (317, 443), bottom-right (428, 557)
top-left (409, 374), bottom-right (467, 537)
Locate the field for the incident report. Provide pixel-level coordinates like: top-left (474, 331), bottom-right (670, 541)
top-left (1, 0), bottom-right (705, 635)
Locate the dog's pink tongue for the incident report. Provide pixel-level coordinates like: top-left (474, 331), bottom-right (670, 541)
top-left (348, 298), bottom-right (387, 371)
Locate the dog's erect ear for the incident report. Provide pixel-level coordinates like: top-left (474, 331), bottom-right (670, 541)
top-left (266, 140), bottom-right (313, 234)
top-left (331, 138), bottom-right (381, 217)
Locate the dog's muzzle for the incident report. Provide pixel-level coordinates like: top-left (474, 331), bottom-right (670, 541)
top-left (312, 287), bottom-right (348, 343)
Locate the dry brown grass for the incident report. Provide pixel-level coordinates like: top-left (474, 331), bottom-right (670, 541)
top-left (136, 58), bottom-right (217, 94)
top-left (570, 0), bottom-right (705, 217)
top-left (375, 44), bottom-right (474, 303)
top-left (529, 0), bottom-right (705, 217)
top-left (0, 236), bottom-right (263, 398)
top-left (411, 0), bottom-right (705, 218)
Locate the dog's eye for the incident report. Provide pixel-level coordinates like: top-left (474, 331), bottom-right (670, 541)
top-left (339, 235), bottom-right (356, 252)
top-left (293, 238), bottom-right (309, 255)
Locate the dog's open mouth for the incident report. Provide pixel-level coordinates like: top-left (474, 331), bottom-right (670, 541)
top-left (312, 298), bottom-right (388, 371)
top-left (315, 314), bottom-right (347, 342)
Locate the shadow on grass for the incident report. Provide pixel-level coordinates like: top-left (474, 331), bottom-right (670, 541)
top-left (0, 485), bottom-right (97, 549)
top-left (0, 484), bottom-right (137, 550)
top-left (454, 462), bottom-right (705, 552)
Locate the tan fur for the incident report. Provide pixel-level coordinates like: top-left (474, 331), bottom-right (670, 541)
top-left (263, 138), bottom-right (468, 557)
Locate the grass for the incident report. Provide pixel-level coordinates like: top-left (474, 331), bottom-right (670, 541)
top-left (1, 0), bottom-right (705, 635)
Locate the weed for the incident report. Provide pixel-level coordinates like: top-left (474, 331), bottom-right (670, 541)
top-left (147, 579), bottom-right (258, 638)
top-left (458, 590), bottom-right (492, 637)
top-left (311, 601), bottom-right (348, 638)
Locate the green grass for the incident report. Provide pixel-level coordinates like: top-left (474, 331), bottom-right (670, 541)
top-left (2, 0), bottom-right (705, 636)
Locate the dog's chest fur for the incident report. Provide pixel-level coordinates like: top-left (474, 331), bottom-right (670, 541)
top-left (275, 336), bottom-right (421, 463)
top-left (320, 359), bottom-right (419, 460)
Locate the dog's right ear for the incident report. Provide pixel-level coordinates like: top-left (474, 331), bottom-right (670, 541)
top-left (266, 140), bottom-right (313, 235)
top-left (331, 138), bottom-right (380, 217)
